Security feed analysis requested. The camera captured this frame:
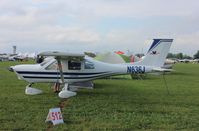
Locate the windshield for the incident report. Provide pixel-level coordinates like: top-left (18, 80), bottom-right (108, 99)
top-left (85, 60), bottom-right (95, 69)
top-left (40, 60), bottom-right (49, 66)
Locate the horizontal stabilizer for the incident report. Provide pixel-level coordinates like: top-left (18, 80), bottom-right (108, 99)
top-left (152, 68), bottom-right (174, 72)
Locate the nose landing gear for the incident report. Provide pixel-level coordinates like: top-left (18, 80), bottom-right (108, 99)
top-left (25, 83), bottom-right (43, 95)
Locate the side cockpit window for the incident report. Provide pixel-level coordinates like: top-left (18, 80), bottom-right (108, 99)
top-left (45, 61), bottom-right (57, 70)
top-left (84, 60), bottom-right (95, 69)
top-left (68, 60), bottom-right (81, 70)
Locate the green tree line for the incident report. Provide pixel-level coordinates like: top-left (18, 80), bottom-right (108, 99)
top-left (167, 50), bottom-right (199, 59)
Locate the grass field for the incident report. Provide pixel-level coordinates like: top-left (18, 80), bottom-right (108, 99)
top-left (0, 62), bottom-right (199, 130)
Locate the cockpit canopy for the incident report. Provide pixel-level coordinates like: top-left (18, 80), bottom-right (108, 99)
top-left (40, 58), bottom-right (95, 71)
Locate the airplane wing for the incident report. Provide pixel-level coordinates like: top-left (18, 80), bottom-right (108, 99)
top-left (152, 67), bottom-right (174, 72)
top-left (38, 51), bottom-right (85, 60)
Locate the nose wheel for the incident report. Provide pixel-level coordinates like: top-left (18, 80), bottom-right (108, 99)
top-left (25, 83), bottom-right (43, 95)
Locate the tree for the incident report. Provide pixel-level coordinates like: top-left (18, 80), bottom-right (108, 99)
top-left (176, 53), bottom-right (183, 59)
top-left (194, 50), bottom-right (199, 59)
top-left (167, 53), bottom-right (174, 58)
top-left (183, 54), bottom-right (192, 59)
top-left (167, 52), bottom-right (192, 59)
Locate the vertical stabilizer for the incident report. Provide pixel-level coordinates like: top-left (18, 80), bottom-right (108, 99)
top-left (137, 39), bottom-right (173, 67)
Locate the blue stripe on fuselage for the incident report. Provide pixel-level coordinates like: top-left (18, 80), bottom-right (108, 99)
top-left (23, 73), bottom-right (114, 79)
top-left (16, 71), bottom-right (108, 75)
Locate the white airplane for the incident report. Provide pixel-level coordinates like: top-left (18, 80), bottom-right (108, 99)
top-left (9, 39), bottom-right (173, 98)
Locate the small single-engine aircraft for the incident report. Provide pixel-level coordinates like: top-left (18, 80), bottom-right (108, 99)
top-left (9, 39), bottom-right (173, 98)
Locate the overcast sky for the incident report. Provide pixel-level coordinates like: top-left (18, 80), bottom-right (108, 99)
top-left (0, 0), bottom-right (198, 56)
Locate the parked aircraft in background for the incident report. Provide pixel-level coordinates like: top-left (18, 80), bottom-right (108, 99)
top-left (0, 52), bottom-right (37, 62)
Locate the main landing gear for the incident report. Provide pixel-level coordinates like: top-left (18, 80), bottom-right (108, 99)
top-left (58, 83), bottom-right (77, 99)
top-left (25, 83), bottom-right (76, 99)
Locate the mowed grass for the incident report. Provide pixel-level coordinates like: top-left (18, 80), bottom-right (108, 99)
top-left (0, 62), bottom-right (199, 130)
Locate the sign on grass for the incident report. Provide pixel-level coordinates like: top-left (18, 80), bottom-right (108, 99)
top-left (46, 108), bottom-right (64, 125)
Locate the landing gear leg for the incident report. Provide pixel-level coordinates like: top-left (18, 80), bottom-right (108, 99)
top-left (58, 83), bottom-right (76, 98)
top-left (52, 83), bottom-right (61, 93)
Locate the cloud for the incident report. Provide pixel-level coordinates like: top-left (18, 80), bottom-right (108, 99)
top-left (42, 26), bottom-right (100, 43)
top-left (0, 0), bottom-right (198, 55)
top-left (38, 0), bottom-right (198, 18)
top-left (0, 25), bottom-right (100, 44)
top-left (173, 32), bottom-right (199, 55)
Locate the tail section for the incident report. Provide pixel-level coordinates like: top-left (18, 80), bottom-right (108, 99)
top-left (137, 39), bottom-right (173, 67)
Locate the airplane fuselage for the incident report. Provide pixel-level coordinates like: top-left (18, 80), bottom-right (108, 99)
top-left (11, 57), bottom-right (154, 84)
